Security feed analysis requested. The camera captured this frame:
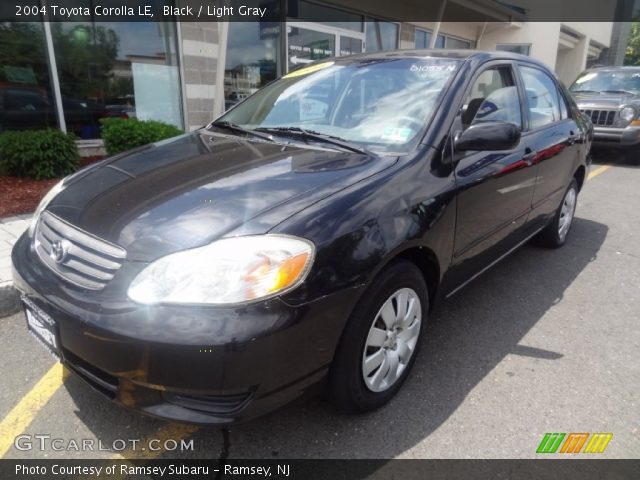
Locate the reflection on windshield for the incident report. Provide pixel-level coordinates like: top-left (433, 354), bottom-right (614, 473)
top-left (219, 58), bottom-right (461, 153)
top-left (571, 70), bottom-right (640, 94)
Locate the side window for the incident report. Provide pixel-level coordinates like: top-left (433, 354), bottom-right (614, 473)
top-left (519, 66), bottom-right (562, 129)
top-left (461, 66), bottom-right (521, 129)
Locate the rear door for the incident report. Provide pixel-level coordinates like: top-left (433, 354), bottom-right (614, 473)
top-left (517, 64), bottom-right (581, 226)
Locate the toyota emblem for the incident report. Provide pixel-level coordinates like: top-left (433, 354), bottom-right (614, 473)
top-left (50, 240), bottom-right (68, 263)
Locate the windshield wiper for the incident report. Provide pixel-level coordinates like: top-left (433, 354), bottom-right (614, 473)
top-left (208, 121), bottom-right (275, 143)
top-left (600, 89), bottom-right (637, 95)
top-left (572, 89), bottom-right (600, 94)
top-left (254, 126), bottom-right (371, 155)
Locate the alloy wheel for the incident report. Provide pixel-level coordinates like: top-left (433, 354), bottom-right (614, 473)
top-left (361, 288), bottom-right (422, 393)
top-left (558, 187), bottom-right (577, 241)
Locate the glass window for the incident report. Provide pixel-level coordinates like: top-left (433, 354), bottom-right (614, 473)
top-left (496, 44), bottom-right (531, 56)
top-left (446, 37), bottom-right (472, 49)
top-left (339, 36), bottom-right (363, 56)
top-left (219, 57), bottom-right (461, 154)
top-left (51, 19), bottom-right (182, 140)
top-left (365, 19), bottom-right (399, 52)
top-left (225, 22), bottom-right (280, 110)
top-left (287, 26), bottom-right (336, 72)
top-left (520, 66), bottom-right (561, 129)
top-left (414, 29), bottom-right (450, 49)
top-left (461, 67), bottom-right (522, 128)
top-left (0, 22), bottom-right (58, 132)
top-left (415, 29), bottom-right (431, 49)
top-left (571, 69), bottom-right (640, 94)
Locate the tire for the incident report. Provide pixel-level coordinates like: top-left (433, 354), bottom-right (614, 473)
top-left (534, 178), bottom-right (579, 248)
top-left (328, 260), bottom-right (429, 413)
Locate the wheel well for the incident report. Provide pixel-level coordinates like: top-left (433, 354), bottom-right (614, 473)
top-left (574, 165), bottom-right (586, 191)
top-left (396, 246), bottom-right (440, 310)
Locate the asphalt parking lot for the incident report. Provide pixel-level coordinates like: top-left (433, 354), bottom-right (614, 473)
top-left (0, 149), bottom-right (638, 461)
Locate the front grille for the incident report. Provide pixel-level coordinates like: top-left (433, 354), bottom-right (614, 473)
top-left (580, 108), bottom-right (617, 126)
top-left (34, 211), bottom-right (126, 290)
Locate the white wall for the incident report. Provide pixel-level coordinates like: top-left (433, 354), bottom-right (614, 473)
top-left (563, 22), bottom-right (612, 46)
top-left (477, 22), bottom-right (562, 69)
top-left (555, 36), bottom-right (589, 85)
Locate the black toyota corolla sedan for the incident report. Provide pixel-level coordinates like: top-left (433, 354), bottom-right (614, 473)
top-left (12, 50), bottom-right (591, 424)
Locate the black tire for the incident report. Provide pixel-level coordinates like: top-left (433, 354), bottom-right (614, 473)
top-left (534, 178), bottom-right (579, 248)
top-left (328, 260), bottom-right (429, 413)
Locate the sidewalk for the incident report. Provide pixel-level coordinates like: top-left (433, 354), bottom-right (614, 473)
top-left (0, 214), bottom-right (31, 316)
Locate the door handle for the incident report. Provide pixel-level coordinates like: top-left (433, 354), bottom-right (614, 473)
top-left (523, 148), bottom-right (537, 166)
top-left (568, 130), bottom-right (580, 144)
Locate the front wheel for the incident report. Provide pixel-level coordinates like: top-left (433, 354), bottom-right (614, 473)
top-left (328, 261), bottom-right (428, 413)
top-left (534, 178), bottom-right (579, 248)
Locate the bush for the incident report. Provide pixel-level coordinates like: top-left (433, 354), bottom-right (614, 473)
top-left (100, 118), bottom-right (183, 155)
top-left (0, 130), bottom-right (80, 180)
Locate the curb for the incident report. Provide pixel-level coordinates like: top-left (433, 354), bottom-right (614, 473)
top-left (0, 283), bottom-right (20, 318)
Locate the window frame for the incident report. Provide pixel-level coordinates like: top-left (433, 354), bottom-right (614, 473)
top-left (515, 62), bottom-right (572, 133)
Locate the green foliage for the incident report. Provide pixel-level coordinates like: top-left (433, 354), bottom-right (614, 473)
top-left (100, 118), bottom-right (183, 155)
top-left (50, 23), bottom-right (120, 101)
top-left (625, 22), bottom-right (640, 66)
top-left (0, 130), bottom-right (79, 179)
top-left (0, 23), bottom-right (49, 86)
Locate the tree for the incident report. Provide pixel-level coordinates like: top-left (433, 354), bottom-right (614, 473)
top-left (51, 23), bottom-right (120, 102)
top-left (625, 22), bottom-right (640, 66)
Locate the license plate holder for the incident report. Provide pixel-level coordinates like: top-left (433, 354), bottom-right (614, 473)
top-left (23, 296), bottom-right (60, 358)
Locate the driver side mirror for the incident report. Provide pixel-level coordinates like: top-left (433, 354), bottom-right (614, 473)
top-left (454, 121), bottom-right (521, 151)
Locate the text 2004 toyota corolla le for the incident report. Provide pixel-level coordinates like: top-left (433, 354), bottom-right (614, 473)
top-left (12, 51), bottom-right (591, 424)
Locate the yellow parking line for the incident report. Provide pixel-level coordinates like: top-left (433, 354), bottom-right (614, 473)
top-left (0, 362), bottom-right (68, 458)
top-left (587, 165), bottom-right (611, 181)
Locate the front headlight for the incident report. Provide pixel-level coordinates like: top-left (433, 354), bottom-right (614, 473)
top-left (127, 235), bottom-right (315, 305)
top-left (620, 105), bottom-right (636, 124)
top-left (28, 179), bottom-right (66, 237)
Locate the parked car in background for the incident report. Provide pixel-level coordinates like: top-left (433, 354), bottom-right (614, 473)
top-left (0, 83), bottom-right (56, 132)
top-left (12, 50), bottom-right (591, 424)
top-left (0, 83), bottom-right (107, 138)
top-left (570, 66), bottom-right (640, 148)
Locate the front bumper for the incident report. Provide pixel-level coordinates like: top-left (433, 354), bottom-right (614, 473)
top-left (592, 125), bottom-right (640, 147)
top-left (11, 233), bottom-right (362, 424)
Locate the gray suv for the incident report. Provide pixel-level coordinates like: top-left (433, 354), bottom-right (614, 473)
top-left (570, 66), bottom-right (640, 148)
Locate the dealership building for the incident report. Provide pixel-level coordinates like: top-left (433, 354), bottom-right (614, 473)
top-left (0, 0), bottom-right (633, 150)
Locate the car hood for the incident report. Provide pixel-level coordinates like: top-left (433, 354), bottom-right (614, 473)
top-left (47, 130), bottom-right (396, 261)
top-left (572, 91), bottom-right (640, 108)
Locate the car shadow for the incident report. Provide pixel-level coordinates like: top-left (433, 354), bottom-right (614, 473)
top-left (64, 217), bottom-right (607, 460)
top-left (591, 146), bottom-right (640, 167)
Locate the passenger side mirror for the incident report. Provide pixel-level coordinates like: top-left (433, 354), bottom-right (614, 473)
top-left (454, 121), bottom-right (521, 151)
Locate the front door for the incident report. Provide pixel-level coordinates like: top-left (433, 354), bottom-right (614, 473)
top-left (286, 22), bottom-right (364, 72)
top-left (449, 62), bottom-right (537, 285)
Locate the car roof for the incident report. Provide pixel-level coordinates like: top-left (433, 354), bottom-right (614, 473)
top-left (332, 49), bottom-right (552, 71)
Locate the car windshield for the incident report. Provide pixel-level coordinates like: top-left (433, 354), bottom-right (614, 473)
top-left (571, 70), bottom-right (640, 94)
top-left (216, 57), bottom-right (461, 154)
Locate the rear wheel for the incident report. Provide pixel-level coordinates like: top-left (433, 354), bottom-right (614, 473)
top-left (329, 261), bottom-right (428, 412)
top-left (534, 178), bottom-right (578, 248)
